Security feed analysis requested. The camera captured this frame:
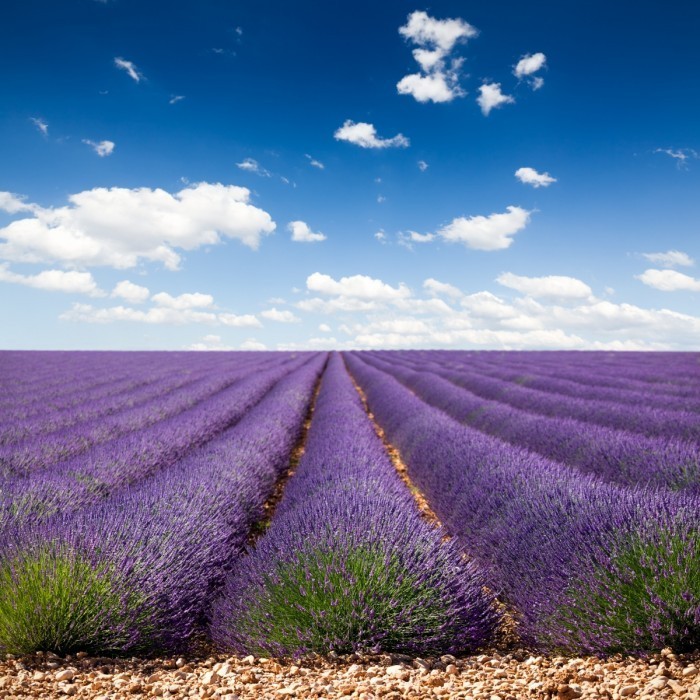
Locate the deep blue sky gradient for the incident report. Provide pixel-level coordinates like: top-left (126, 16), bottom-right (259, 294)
top-left (1, 0), bottom-right (699, 349)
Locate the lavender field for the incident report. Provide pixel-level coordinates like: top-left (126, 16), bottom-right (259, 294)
top-left (0, 350), bottom-right (699, 659)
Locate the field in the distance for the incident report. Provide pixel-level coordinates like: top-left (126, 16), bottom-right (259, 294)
top-left (0, 350), bottom-right (699, 697)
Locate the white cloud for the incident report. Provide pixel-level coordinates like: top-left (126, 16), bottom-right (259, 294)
top-left (305, 154), bottom-right (325, 169)
top-left (397, 69), bottom-right (463, 103)
top-left (111, 280), bottom-right (150, 303)
top-left (397, 11), bottom-right (476, 104)
top-left (236, 158), bottom-right (270, 177)
top-left (423, 278), bottom-right (463, 299)
top-left (0, 263), bottom-right (103, 296)
top-left (240, 338), bottom-right (266, 351)
top-left (636, 268), bottom-right (700, 292)
top-left (319, 323), bottom-right (331, 332)
top-left (30, 117), bottom-right (48, 136)
top-left (261, 307), bottom-right (300, 323)
top-left (377, 195), bottom-right (386, 204)
top-left (655, 148), bottom-right (698, 168)
top-left (83, 139), bottom-right (115, 157)
top-left (0, 182), bottom-right (275, 270)
top-left (514, 52), bottom-right (547, 88)
top-left (460, 291), bottom-right (517, 319)
top-left (418, 160), bottom-right (429, 171)
top-left (169, 95), bottom-right (185, 105)
top-left (334, 121), bottom-right (409, 149)
top-left (477, 82), bottom-right (515, 116)
top-left (641, 250), bottom-right (694, 268)
top-left (114, 57), bottom-right (143, 83)
top-left (0, 192), bottom-right (36, 215)
top-left (437, 205), bottom-right (530, 251)
top-left (407, 231), bottom-right (435, 243)
top-left (497, 272), bottom-right (593, 301)
top-left (151, 291), bottom-right (214, 309)
top-left (187, 334), bottom-right (235, 351)
top-left (288, 220), bottom-right (326, 243)
top-left (515, 166), bottom-right (556, 187)
top-left (61, 302), bottom-right (261, 327)
top-left (307, 272), bottom-right (411, 301)
top-left (399, 11), bottom-right (478, 52)
top-left (219, 313), bottom-right (262, 327)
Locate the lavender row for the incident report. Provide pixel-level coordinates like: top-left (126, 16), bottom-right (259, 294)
top-left (435, 350), bottom-right (700, 397)
top-left (385, 353), bottom-right (700, 444)
top-left (0, 354), bottom-right (285, 476)
top-left (0, 354), bottom-right (314, 532)
top-left (211, 353), bottom-right (498, 657)
top-left (0, 356), bottom-right (258, 445)
top-left (0, 352), bottom-right (244, 427)
top-left (345, 352), bottom-right (700, 654)
top-left (0, 354), bottom-right (326, 655)
top-left (361, 354), bottom-right (700, 491)
top-left (0, 351), bottom-right (190, 408)
top-left (438, 356), bottom-right (700, 414)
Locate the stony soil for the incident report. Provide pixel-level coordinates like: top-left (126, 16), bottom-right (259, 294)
top-left (1, 647), bottom-right (699, 700)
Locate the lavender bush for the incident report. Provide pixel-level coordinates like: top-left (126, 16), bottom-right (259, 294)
top-left (0, 355), bottom-right (325, 655)
top-left (211, 353), bottom-right (499, 657)
top-left (345, 352), bottom-right (700, 654)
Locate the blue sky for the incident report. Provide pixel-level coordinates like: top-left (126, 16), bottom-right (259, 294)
top-left (1, 0), bottom-right (699, 350)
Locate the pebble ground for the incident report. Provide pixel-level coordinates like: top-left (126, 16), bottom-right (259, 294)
top-left (1, 647), bottom-right (699, 700)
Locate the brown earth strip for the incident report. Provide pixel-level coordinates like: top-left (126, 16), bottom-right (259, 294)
top-left (246, 358), bottom-right (327, 545)
top-left (342, 354), bottom-right (522, 650)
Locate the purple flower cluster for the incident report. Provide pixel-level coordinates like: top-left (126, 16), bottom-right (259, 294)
top-left (210, 353), bottom-right (498, 657)
top-left (0, 353), bottom-right (326, 654)
top-left (345, 352), bottom-right (700, 653)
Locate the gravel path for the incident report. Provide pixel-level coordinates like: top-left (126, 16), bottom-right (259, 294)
top-left (2, 648), bottom-right (699, 699)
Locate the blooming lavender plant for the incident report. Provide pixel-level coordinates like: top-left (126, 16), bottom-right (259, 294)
top-left (362, 353), bottom-right (700, 490)
top-left (0, 354), bottom-right (326, 655)
top-left (210, 353), bottom-right (499, 657)
top-left (345, 352), bottom-right (700, 654)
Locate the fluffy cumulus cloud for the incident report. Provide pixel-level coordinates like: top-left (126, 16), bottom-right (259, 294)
top-left (423, 278), bottom-right (464, 299)
top-left (477, 83), bottom-right (515, 116)
top-left (114, 57), bottom-right (143, 82)
top-left (641, 250), bottom-right (694, 268)
top-left (298, 272), bottom-right (411, 314)
top-left (111, 280), bottom-right (150, 303)
top-left (515, 166), bottom-right (557, 187)
top-left (636, 269), bottom-right (700, 292)
top-left (151, 291), bottom-right (214, 309)
top-left (83, 140), bottom-right (115, 157)
top-left (333, 121), bottom-right (409, 149)
top-left (497, 272), bottom-right (594, 301)
top-left (513, 52), bottom-right (547, 88)
top-left (437, 205), bottom-right (531, 250)
top-left (286, 271), bottom-right (700, 350)
top-left (261, 307), bottom-right (301, 323)
top-left (0, 263), bottom-right (103, 296)
top-left (397, 11), bottom-right (477, 103)
top-left (0, 182), bottom-right (275, 270)
top-left (288, 220), bottom-right (326, 243)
